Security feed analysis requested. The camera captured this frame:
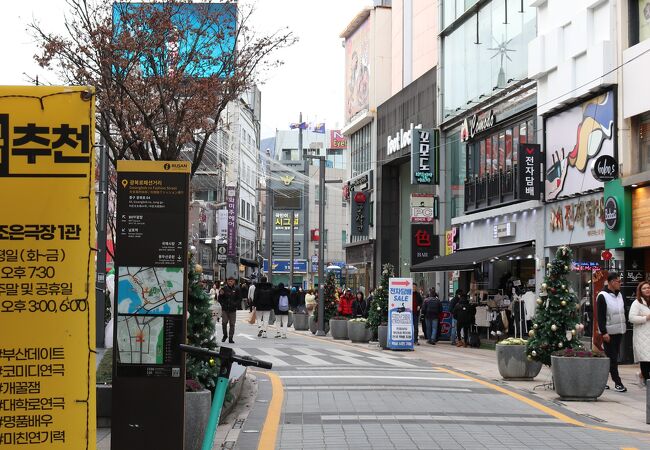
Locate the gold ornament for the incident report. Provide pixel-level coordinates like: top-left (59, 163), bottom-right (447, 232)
top-left (541, 283), bottom-right (547, 289)
top-left (527, 355), bottom-right (533, 361)
top-left (551, 324), bottom-right (557, 331)
top-left (561, 300), bottom-right (567, 307)
top-left (531, 350), bottom-right (537, 356)
top-left (533, 323), bottom-right (538, 329)
top-left (558, 342), bottom-right (563, 348)
top-left (195, 264), bottom-right (203, 273)
top-left (536, 298), bottom-right (543, 305)
top-left (528, 330), bottom-right (535, 337)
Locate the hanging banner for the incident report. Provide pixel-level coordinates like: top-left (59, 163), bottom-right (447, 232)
top-left (226, 185), bottom-right (238, 257)
top-left (387, 277), bottom-right (414, 350)
top-left (411, 129), bottom-right (439, 185)
top-left (113, 160), bottom-right (189, 450)
top-left (411, 224), bottom-right (438, 266)
top-left (351, 191), bottom-right (370, 236)
top-left (518, 143), bottom-right (540, 200)
top-left (0, 86), bottom-right (96, 449)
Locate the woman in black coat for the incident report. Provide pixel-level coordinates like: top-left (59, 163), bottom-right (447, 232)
top-left (352, 291), bottom-right (367, 318)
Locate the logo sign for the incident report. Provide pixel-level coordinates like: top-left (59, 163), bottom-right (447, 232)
top-left (604, 196), bottom-right (618, 230)
top-left (387, 123), bottom-right (421, 156)
top-left (351, 190), bottom-right (370, 237)
top-left (342, 183), bottom-right (350, 200)
top-left (592, 155), bottom-right (618, 182)
top-left (445, 227), bottom-right (460, 255)
top-left (460, 110), bottom-right (496, 142)
top-left (493, 222), bottom-right (516, 239)
top-left (262, 259), bottom-right (308, 273)
top-left (280, 174), bottom-right (295, 186)
top-left (217, 243), bottom-right (227, 263)
top-left (387, 278), bottom-right (414, 350)
top-left (410, 193), bottom-right (438, 223)
top-left (518, 143), bottom-right (540, 200)
top-left (226, 186), bottom-right (238, 257)
top-left (330, 130), bottom-right (347, 149)
top-left (601, 249), bottom-right (613, 261)
top-left (0, 86), bottom-right (96, 448)
top-left (350, 172), bottom-right (371, 192)
top-left (411, 224), bottom-right (438, 266)
top-left (411, 129), bottom-right (440, 185)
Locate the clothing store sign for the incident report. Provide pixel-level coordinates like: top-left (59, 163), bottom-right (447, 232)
top-left (387, 278), bottom-right (414, 350)
top-left (411, 128), bottom-right (440, 185)
top-left (460, 110), bottom-right (496, 142)
top-left (411, 224), bottom-right (438, 266)
top-left (518, 143), bottom-right (540, 200)
top-left (387, 123), bottom-right (421, 156)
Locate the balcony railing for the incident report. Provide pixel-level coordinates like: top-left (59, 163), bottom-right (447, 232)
top-left (464, 166), bottom-right (519, 213)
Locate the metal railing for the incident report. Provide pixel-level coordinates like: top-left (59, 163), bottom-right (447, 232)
top-left (464, 166), bottom-right (519, 212)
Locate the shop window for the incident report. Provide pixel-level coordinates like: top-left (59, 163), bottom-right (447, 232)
top-left (341, 230), bottom-right (347, 245)
top-left (505, 128), bottom-right (513, 170)
top-left (498, 131), bottom-right (506, 172)
top-left (630, 0), bottom-right (650, 46)
top-left (491, 135), bottom-right (499, 174)
top-left (519, 122), bottom-right (527, 144)
top-left (479, 139), bottom-right (486, 177)
top-left (640, 113), bottom-right (650, 172)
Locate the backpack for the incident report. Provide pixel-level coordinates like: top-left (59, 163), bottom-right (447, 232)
top-left (278, 294), bottom-right (289, 312)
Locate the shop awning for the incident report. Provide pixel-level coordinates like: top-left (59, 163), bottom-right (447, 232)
top-left (410, 241), bottom-right (533, 272)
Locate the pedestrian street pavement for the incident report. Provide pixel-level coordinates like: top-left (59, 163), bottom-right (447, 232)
top-left (228, 318), bottom-right (650, 450)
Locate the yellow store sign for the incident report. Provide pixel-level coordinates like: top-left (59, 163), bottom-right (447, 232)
top-left (0, 86), bottom-right (96, 449)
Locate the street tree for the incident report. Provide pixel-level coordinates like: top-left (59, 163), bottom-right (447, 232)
top-left (367, 263), bottom-right (395, 334)
top-left (31, 0), bottom-right (295, 174)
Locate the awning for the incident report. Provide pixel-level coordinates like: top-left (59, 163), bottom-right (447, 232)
top-left (240, 257), bottom-right (259, 268)
top-left (410, 241), bottom-right (533, 272)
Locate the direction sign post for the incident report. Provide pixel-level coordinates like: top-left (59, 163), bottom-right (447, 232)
top-left (387, 278), bottom-right (414, 350)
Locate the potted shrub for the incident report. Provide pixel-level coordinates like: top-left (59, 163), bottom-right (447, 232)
top-left (348, 318), bottom-right (371, 343)
top-left (496, 338), bottom-right (542, 380)
top-left (551, 348), bottom-right (609, 401)
top-left (330, 315), bottom-right (350, 340)
top-left (184, 257), bottom-right (218, 450)
top-left (367, 263), bottom-right (394, 349)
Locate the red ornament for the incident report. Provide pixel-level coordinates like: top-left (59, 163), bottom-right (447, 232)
top-left (601, 250), bottom-right (613, 261)
top-left (354, 192), bottom-right (367, 204)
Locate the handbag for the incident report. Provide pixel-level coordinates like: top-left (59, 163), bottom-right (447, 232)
top-left (248, 308), bottom-right (257, 325)
top-left (268, 309), bottom-right (276, 325)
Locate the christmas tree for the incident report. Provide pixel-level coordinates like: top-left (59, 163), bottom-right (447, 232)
top-left (367, 263), bottom-right (394, 334)
top-left (527, 246), bottom-right (582, 366)
top-left (186, 252), bottom-right (219, 390)
top-left (313, 272), bottom-right (339, 324)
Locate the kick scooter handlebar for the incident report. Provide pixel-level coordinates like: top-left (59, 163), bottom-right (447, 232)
top-left (179, 344), bottom-right (273, 369)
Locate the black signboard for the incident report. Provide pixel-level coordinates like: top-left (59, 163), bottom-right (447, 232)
top-left (592, 155), bottom-right (618, 181)
top-left (518, 143), bottom-right (541, 200)
top-left (411, 129), bottom-right (440, 185)
top-left (351, 191), bottom-right (370, 237)
top-left (112, 160), bottom-right (190, 450)
top-left (604, 196), bottom-right (618, 230)
top-left (411, 224), bottom-right (439, 266)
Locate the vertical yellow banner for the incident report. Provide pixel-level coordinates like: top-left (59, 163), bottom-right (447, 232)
top-left (0, 86), bottom-right (96, 449)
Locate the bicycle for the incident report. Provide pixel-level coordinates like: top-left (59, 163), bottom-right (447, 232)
top-left (179, 344), bottom-right (273, 450)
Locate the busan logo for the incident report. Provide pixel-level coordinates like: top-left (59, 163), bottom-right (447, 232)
top-left (164, 163), bottom-right (171, 170)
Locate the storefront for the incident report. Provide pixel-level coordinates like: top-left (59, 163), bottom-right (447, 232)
top-left (343, 170), bottom-right (375, 291)
top-left (376, 67), bottom-right (439, 289)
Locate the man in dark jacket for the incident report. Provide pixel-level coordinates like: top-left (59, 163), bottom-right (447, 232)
top-left (253, 276), bottom-right (275, 338)
top-left (219, 277), bottom-right (240, 343)
top-left (453, 296), bottom-right (476, 347)
top-left (413, 283), bottom-right (424, 345)
top-left (597, 272), bottom-right (627, 392)
top-left (421, 289), bottom-right (442, 344)
top-left (449, 289), bottom-right (464, 345)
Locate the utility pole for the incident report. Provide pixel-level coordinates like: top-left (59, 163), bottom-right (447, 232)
top-left (95, 136), bottom-right (108, 348)
top-left (316, 158), bottom-right (325, 335)
top-left (289, 210), bottom-right (295, 288)
top-left (265, 150), bottom-right (273, 283)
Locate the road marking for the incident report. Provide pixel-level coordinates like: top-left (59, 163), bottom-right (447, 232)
top-left (328, 355), bottom-right (373, 366)
top-left (319, 414), bottom-right (560, 422)
top-left (252, 371), bottom-right (283, 450)
top-left (278, 375), bottom-right (472, 381)
top-left (258, 347), bottom-right (290, 357)
top-left (324, 347), bottom-right (371, 357)
top-left (293, 347), bottom-right (326, 356)
top-left (236, 333), bottom-right (255, 341)
top-left (233, 348), bottom-right (251, 356)
top-left (368, 356), bottom-right (417, 367)
top-left (291, 355), bottom-right (333, 366)
top-left (437, 367), bottom-right (650, 437)
top-left (284, 385), bottom-right (472, 392)
top-left (255, 355), bottom-right (289, 367)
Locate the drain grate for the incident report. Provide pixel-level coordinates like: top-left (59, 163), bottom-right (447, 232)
top-left (222, 441), bottom-right (236, 449)
top-left (232, 418), bottom-right (245, 429)
top-left (581, 413), bottom-right (607, 423)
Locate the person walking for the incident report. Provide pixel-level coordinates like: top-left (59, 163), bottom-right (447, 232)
top-left (453, 295), bottom-right (475, 347)
top-left (352, 291), bottom-right (367, 318)
top-left (338, 288), bottom-right (354, 317)
top-left (253, 276), bottom-right (275, 338)
top-left (449, 289), bottom-right (464, 345)
top-left (305, 289), bottom-right (316, 314)
top-left (219, 277), bottom-right (240, 343)
top-left (209, 282), bottom-right (221, 323)
top-left (629, 281), bottom-right (650, 385)
top-left (412, 283), bottom-right (424, 345)
top-left (247, 282), bottom-right (256, 312)
top-left (364, 288), bottom-right (374, 319)
top-left (289, 286), bottom-right (300, 312)
top-left (422, 289), bottom-right (442, 345)
top-left (274, 283), bottom-right (291, 338)
top-left (597, 272), bottom-right (627, 392)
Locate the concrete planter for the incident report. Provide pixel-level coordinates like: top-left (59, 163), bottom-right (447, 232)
top-left (184, 389), bottom-right (211, 450)
top-left (348, 321), bottom-right (370, 343)
top-left (551, 355), bottom-right (610, 401)
top-left (96, 384), bottom-right (112, 428)
top-left (293, 312), bottom-right (309, 331)
top-left (378, 325), bottom-right (388, 349)
top-left (309, 315), bottom-right (329, 335)
top-left (496, 344), bottom-right (542, 380)
top-left (329, 318), bottom-right (349, 340)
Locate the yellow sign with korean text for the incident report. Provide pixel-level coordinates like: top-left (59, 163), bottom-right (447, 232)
top-left (0, 86), bottom-right (96, 449)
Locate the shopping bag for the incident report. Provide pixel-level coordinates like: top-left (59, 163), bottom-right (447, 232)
top-left (268, 310), bottom-right (276, 325)
top-left (288, 311), bottom-right (294, 328)
top-left (248, 308), bottom-right (257, 324)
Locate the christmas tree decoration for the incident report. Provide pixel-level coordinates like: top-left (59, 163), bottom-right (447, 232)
top-left (367, 263), bottom-right (394, 334)
top-left (186, 252), bottom-right (218, 390)
top-left (536, 298), bottom-right (543, 305)
top-left (533, 323), bottom-right (538, 329)
top-left (528, 329), bottom-right (535, 337)
top-left (527, 246), bottom-right (581, 366)
top-left (313, 272), bottom-right (340, 326)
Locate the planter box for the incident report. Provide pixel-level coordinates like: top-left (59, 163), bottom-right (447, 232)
top-left (96, 384), bottom-right (112, 428)
top-left (293, 312), bottom-right (309, 331)
top-left (496, 344), bottom-right (542, 380)
top-left (348, 321), bottom-right (370, 343)
top-left (378, 325), bottom-right (388, 349)
top-left (309, 315), bottom-right (329, 335)
top-left (184, 389), bottom-right (211, 450)
top-left (551, 355), bottom-right (610, 401)
top-left (329, 318), bottom-right (349, 340)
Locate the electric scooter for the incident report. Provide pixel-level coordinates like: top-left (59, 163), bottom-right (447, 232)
top-left (179, 344), bottom-right (273, 450)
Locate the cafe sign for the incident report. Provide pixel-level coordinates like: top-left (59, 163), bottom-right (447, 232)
top-left (460, 110), bottom-right (496, 142)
